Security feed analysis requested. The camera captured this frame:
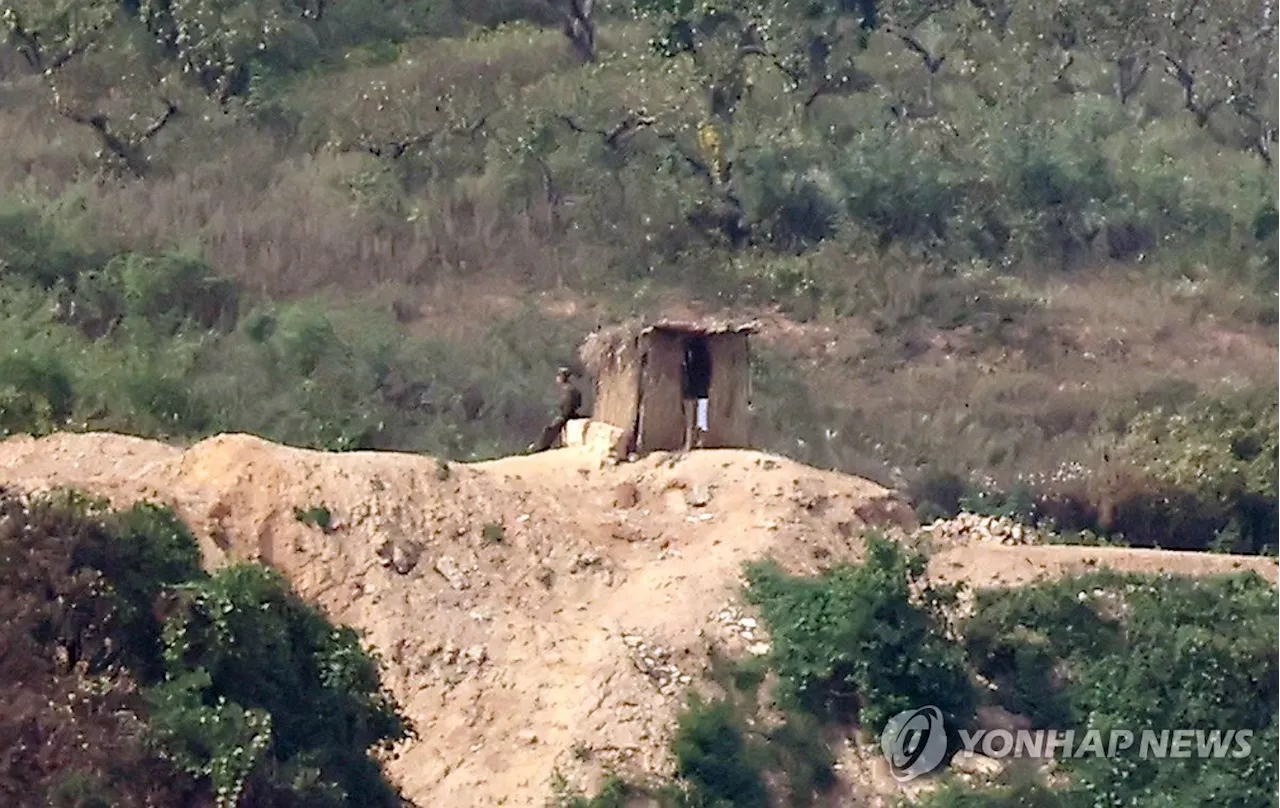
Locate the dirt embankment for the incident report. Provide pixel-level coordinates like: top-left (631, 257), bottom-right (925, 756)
top-left (1, 432), bottom-right (1274, 806)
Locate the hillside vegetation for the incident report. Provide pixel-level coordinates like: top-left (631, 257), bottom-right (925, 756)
top-left (0, 487), bottom-right (409, 807)
top-left (0, 3), bottom-right (1275, 524)
top-left (3, 0), bottom-right (1274, 552)
top-left (555, 534), bottom-right (1278, 807)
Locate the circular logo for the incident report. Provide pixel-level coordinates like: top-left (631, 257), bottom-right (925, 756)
top-left (880, 706), bottom-right (948, 782)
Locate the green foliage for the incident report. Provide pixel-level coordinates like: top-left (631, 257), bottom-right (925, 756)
top-left (964, 569), bottom-right (1279, 805)
top-left (47, 770), bottom-right (120, 808)
top-left (294, 503), bottom-right (334, 532)
top-left (0, 489), bottom-right (409, 804)
top-left (0, 199), bottom-right (586, 458)
top-left (745, 533), bottom-right (974, 733)
top-left (102, 252), bottom-right (240, 332)
top-left (551, 771), bottom-right (695, 808)
top-left (0, 199), bottom-right (100, 289)
top-left (82, 500), bottom-right (206, 677)
top-left (672, 693), bottom-right (770, 808)
top-left (569, 649), bottom-right (835, 807)
top-left (0, 352), bottom-right (75, 436)
top-left (1112, 386), bottom-right (1279, 552)
top-left (157, 563), bottom-right (412, 806)
top-left (144, 670), bottom-right (276, 808)
top-left (915, 779), bottom-right (1069, 808)
top-left (1, 489), bottom-right (410, 807)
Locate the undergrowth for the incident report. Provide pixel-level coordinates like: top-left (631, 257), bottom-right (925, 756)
top-left (565, 534), bottom-right (1279, 807)
top-left (0, 486), bottom-right (410, 807)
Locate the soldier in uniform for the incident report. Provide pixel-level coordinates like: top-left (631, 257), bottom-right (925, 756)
top-left (530, 367), bottom-right (583, 452)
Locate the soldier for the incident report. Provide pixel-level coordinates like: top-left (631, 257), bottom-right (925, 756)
top-left (530, 367), bottom-right (583, 452)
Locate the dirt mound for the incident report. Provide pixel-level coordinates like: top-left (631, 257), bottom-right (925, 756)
top-left (1, 432), bottom-right (1274, 806)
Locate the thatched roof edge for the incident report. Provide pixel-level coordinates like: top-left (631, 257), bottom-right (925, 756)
top-left (578, 317), bottom-right (758, 376)
top-left (641, 319), bottom-right (759, 336)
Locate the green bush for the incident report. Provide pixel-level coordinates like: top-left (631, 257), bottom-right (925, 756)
top-left (157, 564), bottom-right (412, 806)
top-left (1111, 386), bottom-right (1279, 552)
top-left (0, 352), bottom-right (76, 436)
top-left (105, 252), bottom-right (240, 332)
top-left (964, 569), bottom-right (1279, 805)
top-left (0, 198), bottom-right (585, 458)
top-left (3, 489), bottom-right (411, 807)
top-left (0, 200), bottom-right (100, 289)
top-left (672, 694), bottom-right (769, 808)
top-left (744, 533), bottom-right (974, 733)
top-left (916, 779), bottom-right (1069, 808)
top-left (74, 499), bottom-right (206, 678)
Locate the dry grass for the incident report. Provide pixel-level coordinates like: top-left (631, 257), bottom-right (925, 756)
top-left (0, 26), bottom-right (630, 297)
top-left (0, 17), bottom-right (1273, 494)
top-left (762, 270), bottom-right (1278, 484)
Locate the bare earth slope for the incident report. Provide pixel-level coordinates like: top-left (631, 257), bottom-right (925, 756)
top-left (1, 432), bottom-right (1275, 806)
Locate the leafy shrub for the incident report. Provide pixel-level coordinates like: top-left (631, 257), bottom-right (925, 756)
top-left (916, 779), bottom-right (1068, 808)
top-left (0, 200), bottom-right (100, 289)
top-left (744, 533), bottom-right (974, 733)
top-left (0, 489), bottom-right (203, 808)
top-left (0, 487), bottom-right (411, 807)
top-left (964, 569), bottom-right (1279, 805)
top-left (105, 252), bottom-right (240, 333)
top-left (672, 694), bottom-right (769, 808)
top-left (74, 499), bottom-right (206, 678)
top-left (0, 352), bottom-right (76, 436)
top-left (157, 563), bottom-right (412, 806)
top-left (1108, 386), bottom-right (1279, 552)
top-left (144, 670), bottom-right (276, 808)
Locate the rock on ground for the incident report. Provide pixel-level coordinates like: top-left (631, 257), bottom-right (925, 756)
top-left (0, 431), bottom-right (1274, 806)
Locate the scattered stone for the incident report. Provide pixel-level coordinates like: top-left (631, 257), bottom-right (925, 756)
top-left (434, 555), bottom-right (470, 590)
top-left (950, 751), bottom-right (1004, 778)
top-left (746, 642), bottom-right (771, 656)
top-left (613, 482), bottom-right (640, 509)
top-left (621, 631), bottom-right (688, 695)
top-left (570, 551), bottom-right (602, 572)
top-left (792, 488), bottom-right (828, 512)
top-left (377, 538), bottom-right (424, 575)
top-left (516, 729), bottom-right (538, 745)
top-left (610, 523), bottom-right (646, 543)
top-left (922, 512), bottom-right (1043, 546)
top-left (686, 485), bottom-right (712, 508)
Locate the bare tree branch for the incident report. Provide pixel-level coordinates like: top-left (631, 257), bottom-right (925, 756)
top-left (1169, 0), bottom-right (1205, 31)
top-left (140, 99), bottom-right (180, 141)
top-left (356, 112), bottom-right (491, 159)
top-left (558, 109), bottom-right (658, 150)
top-left (1160, 51), bottom-right (1231, 127)
top-left (886, 25), bottom-right (947, 73)
top-left (546, 0), bottom-right (596, 62)
top-left (3, 14), bottom-right (106, 74)
top-left (1115, 53), bottom-right (1150, 105)
top-left (59, 98), bottom-right (181, 177)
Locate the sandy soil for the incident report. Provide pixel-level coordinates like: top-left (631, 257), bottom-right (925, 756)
top-left (1, 431), bottom-right (1274, 806)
